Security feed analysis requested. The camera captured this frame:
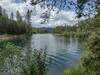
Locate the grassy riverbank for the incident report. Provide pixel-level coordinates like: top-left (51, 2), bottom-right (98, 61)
top-left (0, 34), bottom-right (29, 41)
top-left (0, 35), bottom-right (18, 40)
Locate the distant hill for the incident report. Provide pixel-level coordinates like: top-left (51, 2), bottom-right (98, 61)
top-left (33, 27), bottom-right (54, 33)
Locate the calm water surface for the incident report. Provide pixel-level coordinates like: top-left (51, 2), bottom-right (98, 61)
top-left (24, 34), bottom-right (82, 75)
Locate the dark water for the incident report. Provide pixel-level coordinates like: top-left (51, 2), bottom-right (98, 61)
top-left (23, 34), bottom-right (81, 75)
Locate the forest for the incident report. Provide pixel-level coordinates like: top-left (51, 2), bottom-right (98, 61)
top-left (0, 0), bottom-right (100, 75)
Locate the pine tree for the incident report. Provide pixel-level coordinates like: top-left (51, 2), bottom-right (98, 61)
top-left (25, 9), bottom-right (32, 25)
top-left (10, 12), bottom-right (14, 20)
top-left (0, 6), bottom-right (2, 16)
top-left (2, 9), bottom-right (8, 18)
top-left (16, 10), bottom-right (22, 22)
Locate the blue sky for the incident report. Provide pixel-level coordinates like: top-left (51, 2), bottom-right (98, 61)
top-left (14, 0), bottom-right (22, 3)
top-left (0, 0), bottom-right (80, 27)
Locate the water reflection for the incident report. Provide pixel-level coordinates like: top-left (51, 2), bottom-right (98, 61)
top-left (24, 34), bottom-right (81, 75)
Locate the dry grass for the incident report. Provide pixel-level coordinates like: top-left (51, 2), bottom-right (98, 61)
top-left (0, 34), bottom-right (26, 40)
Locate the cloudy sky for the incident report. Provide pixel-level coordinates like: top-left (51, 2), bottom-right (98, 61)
top-left (0, 0), bottom-right (79, 27)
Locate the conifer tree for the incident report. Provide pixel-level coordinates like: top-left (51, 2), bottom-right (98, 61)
top-left (2, 9), bottom-right (8, 18)
top-left (16, 10), bottom-right (22, 22)
top-left (0, 6), bottom-right (2, 16)
top-left (25, 9), bottom-right (32, 25)
top-left (10, 12), bottom-right (14, 20)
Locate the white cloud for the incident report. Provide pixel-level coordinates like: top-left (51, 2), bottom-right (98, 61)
top-left (0, 0), bottom-right (78, 27)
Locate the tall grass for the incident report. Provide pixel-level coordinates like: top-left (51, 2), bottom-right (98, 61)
top-left (0, 43), bottom-right (49, 75)
top-left (64, 33), bottom-right (100, 75)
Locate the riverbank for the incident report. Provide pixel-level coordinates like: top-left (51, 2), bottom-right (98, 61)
top-left (0, 34), bottom-right (28, 41)
top-left (0, 35), bottom-right (16, 40)
top-left (53, 32), bottom-right (90, 38)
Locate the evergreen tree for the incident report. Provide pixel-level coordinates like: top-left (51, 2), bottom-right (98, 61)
top-left (0, 6), bottom-right (2, 16)
top-left (2, 9), bottom-right (8, 18)
top-left (16, 10), bottom-right (22, 22)
top-left (10, 12), bottom-right (14, 20)
top-left (25, 9), bottom-right (32, 25)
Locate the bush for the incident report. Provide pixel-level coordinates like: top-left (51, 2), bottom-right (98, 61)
top-left (81, 33), bottom-right (100, 75)
top-left (0, 43), bottom-right (49, 75)
top-left (64, 33), bottom-right (100, 75)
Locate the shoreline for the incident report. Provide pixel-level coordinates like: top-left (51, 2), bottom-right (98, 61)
top-left (0, 34), bottom-right (27, 40)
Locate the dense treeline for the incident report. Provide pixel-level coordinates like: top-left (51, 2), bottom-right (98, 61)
top-left (53, 8), bottom-right (100, 38)
top-left (0, 16), bottom-right (32, 35)
top-left (53, 15), bottom-right (100, 38)
top-left (0, 6), bottom-right (32, 35)
top-left (32, 27), bottom-right (53, 33)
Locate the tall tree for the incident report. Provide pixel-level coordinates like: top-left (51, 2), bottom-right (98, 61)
top-left (0, 6), bottom-right (2, 16)
top-left (2, 9), bottom-right (8, 18)
top-left (10, 12), bottom-right (14, 20)
top-left (25, 9), bottom-right (32, 25)
top-left (16, 10), bottom-right (22, 22)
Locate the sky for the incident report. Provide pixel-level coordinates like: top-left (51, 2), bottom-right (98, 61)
top-left (0, 0), bottom-right (80, 27)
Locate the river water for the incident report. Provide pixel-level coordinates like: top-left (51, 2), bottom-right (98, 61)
top-left (23, 34), bottom-right (82, 75)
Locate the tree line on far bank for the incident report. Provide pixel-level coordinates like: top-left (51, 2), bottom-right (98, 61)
top-left (0, 6), bottom-right (32, 35)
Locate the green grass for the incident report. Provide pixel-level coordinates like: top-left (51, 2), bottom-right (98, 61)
top-left (0, 43), bottom-right (49, 75)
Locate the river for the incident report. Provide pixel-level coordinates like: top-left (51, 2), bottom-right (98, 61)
top-left (23, 34), bottom-right (82, 75)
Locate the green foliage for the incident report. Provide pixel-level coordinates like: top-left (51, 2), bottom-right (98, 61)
top-left (64, 68), bottom-right (98, 75)
top-left (0, 6), bottom-right (32, 35)
top-left (81, 33), bottom-right (100, 75)
top-left (53, 14), bottom-right (100, 38)
top-left (53, 26), bottom-right (66, 33)
top-left (0, 15), bottom-right (32, 35)
top-left (0, 43), bottom-right (49, 75)
top-left (32, 28), bottom-right (53, 33)
top-left (0, 42), bottom-right (22, 75)
top-left (64, 68), bottom-right (86, 75)
top-left (64, 5), bottom-right (100, 75)
top-left (20, 49), bottom-right (49, 75)
top-left (64, 33), bottom-right (100, 75)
